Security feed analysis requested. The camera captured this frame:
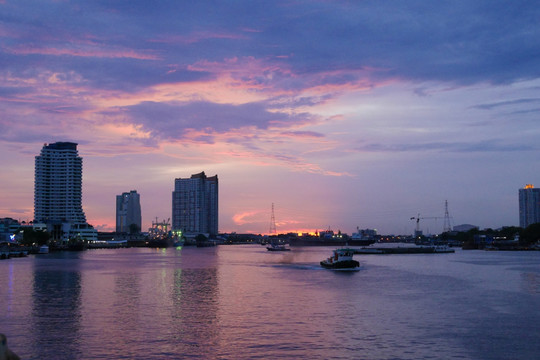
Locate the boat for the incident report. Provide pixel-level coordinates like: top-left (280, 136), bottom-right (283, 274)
top-left (355, 244), bottom-right (455, 254)
top-left (266, 243), bottom-right (291, 251)
top-left (147, 218), bottom-right (174, 248)
top-left (173, 238), bottom-right (185, 247)
top-left (349, 227), bottom-right (377, 246)
top-left (0, 246), bottom-right (9, 259)
top-left (38, 245), bottom-right (49, 254)
top-left (429, 244), bottom-right (455, 253)
top-left (354, 247), bottom-right (385, 254)
top-left (320, 248), bottom-right (360, 270)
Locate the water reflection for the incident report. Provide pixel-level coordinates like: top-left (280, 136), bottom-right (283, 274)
top-left (522, 272), bottom-right (540, 294)
top-left (6, 262), bottom-right (14, 313)
top-left (169, 267), bottom-right (220, 356)
top-left (97, 272), bottom-right (142, 359)
top-left (1, 247), bottom-right (536, 359)
top-left (31, 252), bottom-right (83, 359)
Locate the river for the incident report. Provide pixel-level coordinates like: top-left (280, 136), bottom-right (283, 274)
top-left (1, 246), bottom-right (539, 359)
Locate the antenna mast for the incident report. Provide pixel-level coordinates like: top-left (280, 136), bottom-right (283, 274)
top-left (269, 203), bottom-right (277, 234)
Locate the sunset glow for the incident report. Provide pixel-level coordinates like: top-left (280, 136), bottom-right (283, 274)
top-left (1, 1), bottom-right (539, 235)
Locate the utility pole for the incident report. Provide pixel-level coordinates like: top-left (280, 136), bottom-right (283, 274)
top-left (443, 200), bottom-right (452, 233)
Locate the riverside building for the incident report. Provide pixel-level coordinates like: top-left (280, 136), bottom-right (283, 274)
top-left (519, 184), bottom-right (540, 228)
top-left (116, 190), bottom-right (142, 233)
top-left (172, 172), bottom-right (218, 236)
top-left (34, 142), bottom-right (97, 242)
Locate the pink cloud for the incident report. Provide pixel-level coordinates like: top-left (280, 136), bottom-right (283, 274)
top-left (187, 56), bottom-right (390, 99)
top-left (188, 56), bottom-right (295, 91)
top-left (150, 31), bottom-right (247, 45)
top-left (232, 210), bottom-right (263, 225)
top-left (279, 131), bottom-right (324, 138)
top-left (6, 45), bottom-right (160, 60)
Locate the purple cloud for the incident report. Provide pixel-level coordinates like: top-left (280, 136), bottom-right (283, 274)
top-left (119, 101), bottom-right (314, 141)
top-left (356, 140), bottom-right (536, 153)
top-left (1, 0), bottom-right (538, 93)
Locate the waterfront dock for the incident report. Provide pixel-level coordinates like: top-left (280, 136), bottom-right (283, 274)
top-left (0, 243), bottom-right (29, 259)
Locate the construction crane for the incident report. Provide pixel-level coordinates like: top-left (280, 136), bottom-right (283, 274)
top-left (411, 201), bottom-right (453, 236)
top-left (410, 214), bottom-right (443, 236)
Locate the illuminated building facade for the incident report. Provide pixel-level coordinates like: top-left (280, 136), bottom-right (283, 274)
top-left (172, 172), bottom-right (218, 236)
top-left (116, 190), bottom-right (142, 233)
top-left (519, 184), bottom-right (540, 228)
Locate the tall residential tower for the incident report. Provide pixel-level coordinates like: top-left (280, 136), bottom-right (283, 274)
top-left (116, 190), bottom-right (142, 233)
top-left (172, 172), bottom-right (218, 236)
top-left (519, 184), bottom-right (540, 228)
top-left (34, 142), bottom-right (96, 241)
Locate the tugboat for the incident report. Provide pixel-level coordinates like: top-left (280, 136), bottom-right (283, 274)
top-left (320, 248), bottom-right (360, 270)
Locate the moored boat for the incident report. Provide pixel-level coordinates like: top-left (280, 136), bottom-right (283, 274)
top-left (147, 218), bottom-right (175, 248)
top-left (429, 244), bottom-right (455, 253)
top-left (320, 248), bottom-right (360, 270)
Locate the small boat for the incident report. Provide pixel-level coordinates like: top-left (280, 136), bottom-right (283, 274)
top-left (173, 238), bottom-right (184, 247)
top-left (320, 248), bottom-right (360, 270)
top-left (38, 245), bottom-right (49, 254)
top-left (267, 243), bottom-right (290, 251)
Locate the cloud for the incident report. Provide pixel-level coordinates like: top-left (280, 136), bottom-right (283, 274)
top-left (232, 210), bottom-right (262, 226)
top-left (5, 44), bottom-right (160, 60)
top-left (119, 100), bottom-right (315, 141)
top-left (2, 0), bottom-right (538, 95)
top-left (509, 108), bottom-right (540, 115)
top-left (150, 31), bottom-right (248, 45)
top-left (9, 208), bottom-right (28, 214)
top-left (279, 131), bottom-right (325, 139)
top-left (472, 98), bottom-right (540, 110)
top-left (356, 140), bottom-right (536, 153)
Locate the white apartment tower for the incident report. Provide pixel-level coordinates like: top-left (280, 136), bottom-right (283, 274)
top-left (34, 142), bottom-right (96, 241)
top-left (172, 172), bottom-right (218, 236)
top-left (116, 190), bottom-right (142, 233)
top-left (519, 184), bottom-right (540, 228)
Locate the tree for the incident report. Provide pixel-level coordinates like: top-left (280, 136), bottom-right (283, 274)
top-left (20, 228), bottom-right (50, 246)
top-left (522, 223), bottom-right (540, 245)
top-left (195, 234), bottom-right (207, 243)
top-left (129, 223), bottom-right (140, 234)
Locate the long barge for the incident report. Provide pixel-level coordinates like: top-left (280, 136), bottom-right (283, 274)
top-left (355, 245), bottom-right (454, 255)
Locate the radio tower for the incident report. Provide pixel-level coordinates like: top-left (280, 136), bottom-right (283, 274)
top-left (269, 203), bottom-right (277, 234)
top-left (443, 200), bottom-right (452, 233)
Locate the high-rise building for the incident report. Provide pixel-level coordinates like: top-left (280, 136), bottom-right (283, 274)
top-left (34, 142), bottom-right (96, 241)
top-left (172, 172), bottom-right (218, 236)
top-left (116, 190), bottom-right (142, 233)
top-left (519, 184), bottom-right (540, 228)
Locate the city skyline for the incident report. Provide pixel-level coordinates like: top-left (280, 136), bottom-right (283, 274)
top-left (1, 1), bottom-right (540, 234)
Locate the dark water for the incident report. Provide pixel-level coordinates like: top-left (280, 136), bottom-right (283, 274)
top-left (1, 246), bottom-right (539, 359)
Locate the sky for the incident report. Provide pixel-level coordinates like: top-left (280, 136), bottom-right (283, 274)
top-left (1, 0), bottom-right (540, 235)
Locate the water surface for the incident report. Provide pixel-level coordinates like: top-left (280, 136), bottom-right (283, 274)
top-left (1, 246), bottom-right (539, 359)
